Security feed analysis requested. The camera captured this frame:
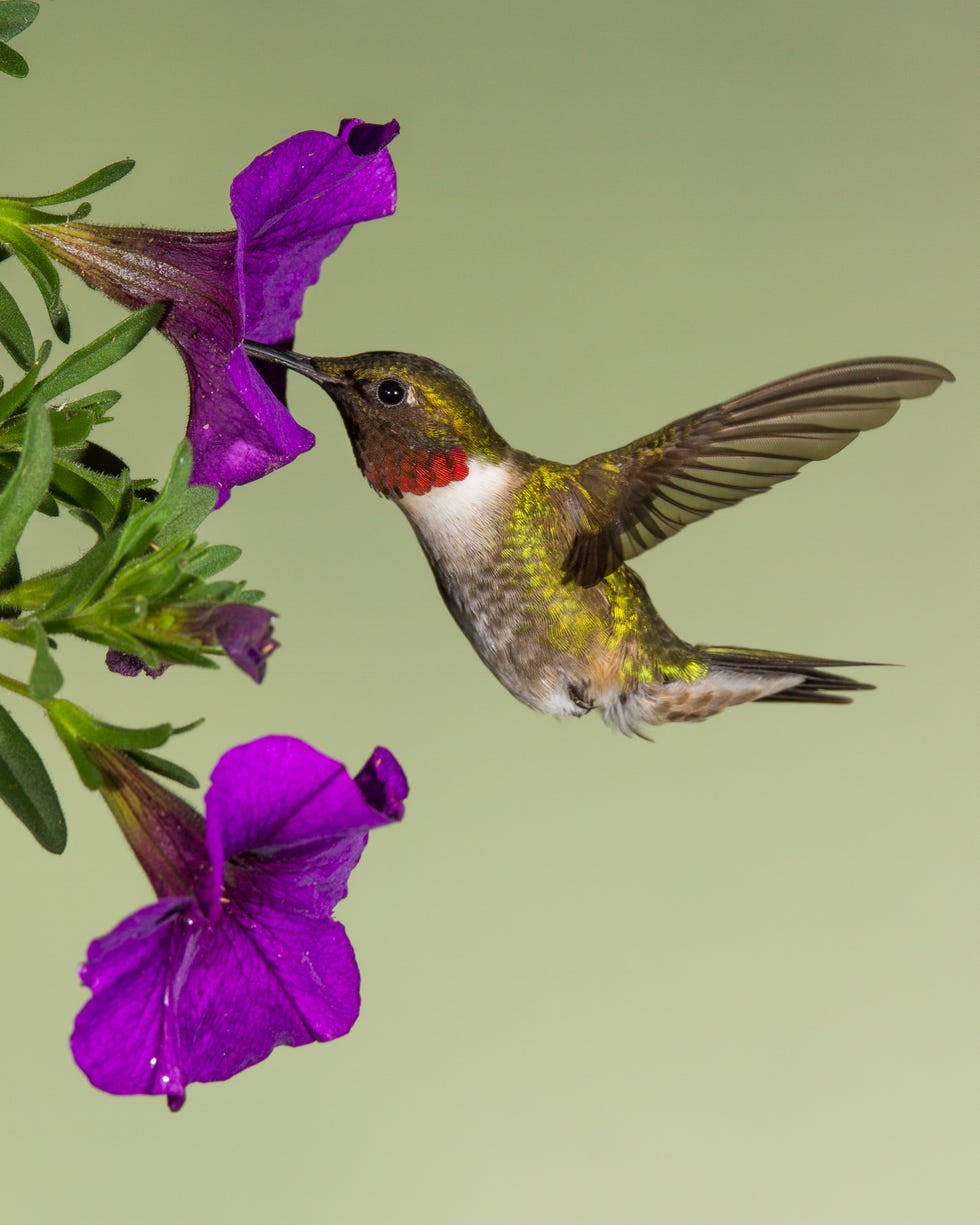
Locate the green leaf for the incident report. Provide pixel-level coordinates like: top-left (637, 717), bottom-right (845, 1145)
top-left (125, 748), bottom-right (199, 790)
top-left (37, 304), bottom-right (163, 401)
top-left (38, 530), bottom-right (119, 619)
top-left (0, 338), bottom-right (49, 421)
top-left (47, 698), bottom-right (172, 751)
top-left (0, 548), bottom-right (20, 616)
top-left (0, 397), bottom-right (52, 571)
top-left (48, 459), bottom-right (123, 527)
top-left (172, 717), bottom-right (206, 736)
top-left (45, 705), bottom-right (102, 790)
top-left (0, 226), bottom-right (68, 340)
top-left (61, 389), bottom-right (120, 418)
top-left (0, 278), bottom-right (34, 368)
top-left (0, 404), bottom-right (100, 451)
top-left (116, 440), bottom-right (197, 558)
top-left (0, 40), bottom-right (28, 78)
top-left (10, 159), bottom-right (135, 208)
top-left (27, 621), bottom-right (62, 699)
top-left (182, 543), bottom-right (242, 580)
top-left (47, 404), bottom-right (101, 448)
top-left (0, 2), bottom-right (39, 42)
top-left (0, 703), bottom-right (66, 852)
top-left (153, 485), bottom-right (218, 547)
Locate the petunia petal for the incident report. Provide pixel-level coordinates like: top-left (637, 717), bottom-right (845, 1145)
top-left (201, 736), bottom-right (403, 918)
top-left (72, 896), bottom-right (360, 1109)
top-left (184, 343), bottom-right (315, 503)
top-left (344, 118), bottom-right (401, 157)
top-left (173, 901), bottom-right (360, 1091)
top-left (71, 899), bottom-right (192, 1107)
top-left (207, 736), bottom-right (400, 856)
top-left (231, 123), bottom-right (398, 344)
top-left (354, 746), bottom-right (409, 821)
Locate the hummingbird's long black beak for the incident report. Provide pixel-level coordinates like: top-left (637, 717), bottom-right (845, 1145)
top-left (243, 341), bottom-right (348, 387)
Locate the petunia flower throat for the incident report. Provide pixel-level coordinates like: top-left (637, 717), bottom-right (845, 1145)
top-left (21, 119), bottom-right (399, 505)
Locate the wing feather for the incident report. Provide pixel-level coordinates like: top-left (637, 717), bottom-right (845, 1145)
top-left (563, 356), bottom-right (953, 586)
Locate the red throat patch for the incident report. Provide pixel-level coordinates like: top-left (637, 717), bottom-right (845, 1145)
top-left (365, 446), bottom-right (469, 497)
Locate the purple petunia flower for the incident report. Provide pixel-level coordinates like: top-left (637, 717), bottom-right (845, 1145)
top-left (27, 119), bottom-right (399, 505)
top-left (72, 737), bottom-right (407, 1110)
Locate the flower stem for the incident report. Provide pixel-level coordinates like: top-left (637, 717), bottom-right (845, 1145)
top-left (0, 670), bottom-right (30, 699)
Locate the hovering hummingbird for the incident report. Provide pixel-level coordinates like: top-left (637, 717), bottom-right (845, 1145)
top-left (245, 343), bottom-right (952, 734)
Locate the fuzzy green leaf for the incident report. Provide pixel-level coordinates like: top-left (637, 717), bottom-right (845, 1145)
top-left (47, 404), bottom-right (101, 448)
top-left (0, 278), bottom-right (34, 368)
top-left (0, 40), bottom-right (28, 78)
top-left (182, 544), bottom-right (242, 580)
top-left (0, 403), bottom-right (100, 450)
top-left (0, 703), bottom-right (67, 852)
top-left (0, 397), bottom-right (51, 571)
top-left (61, 389), bottom-right (120, 418)
top-left (0, 2), bottom-right (38, 41)
top-left (0, 549), bottom-right (20, 617)
top-left (0, 226), bottom-right (68, 339)
top-left (37, 304), bottom-right (162, 401)
top-left (117, 440), bottom-right (206, 557)
top-left (27, 621), bottom-right (63, 699)
top-left (38, 531), bottom-right (118, 619)
top-left (47, 699), bottom-right (172, 751)
top-left (125, 748), bottom-right (200, 790)
top-left (10, 159), bottom-right (135, 208)
top-left (153, 485), bottom-right (218, 547)
top-left (48, 459), bottom-right (124, 527)
top-left (45, 705), bottom-right (102, 790)
top-left (0, 339), bottom-right (49, 422)
top-left (124, 744), bottom-right (200, 793)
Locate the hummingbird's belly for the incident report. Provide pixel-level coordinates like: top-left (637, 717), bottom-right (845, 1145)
top-left (432, 556), bottom-right (654, 718)
top-left (401, 456), bottom-right (704, 721)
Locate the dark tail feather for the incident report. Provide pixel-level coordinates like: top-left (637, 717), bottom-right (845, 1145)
top-left (702, 645), bottom-right (879, 706)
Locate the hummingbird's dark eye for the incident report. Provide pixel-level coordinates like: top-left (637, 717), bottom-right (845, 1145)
top-left (376, 378), bottom-right (407, 407)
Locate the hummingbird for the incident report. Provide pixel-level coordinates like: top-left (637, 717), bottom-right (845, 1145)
top-left (245, 343), bottom-right (953, 734)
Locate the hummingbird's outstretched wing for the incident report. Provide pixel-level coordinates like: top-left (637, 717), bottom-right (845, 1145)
top-left (563, 356), bottom-right (953, 587)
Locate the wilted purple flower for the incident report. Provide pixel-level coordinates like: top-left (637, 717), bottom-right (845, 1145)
top-left (72, 737), bottom-right (407, 1110)
top-left (205, 603), bottom-right (278, 680)
top-left (105, 649), bottom-right (169, 679)
top-left (105, 602), bottom-right (279, 682)
top-left (28, 119), bottom-right (399, 505)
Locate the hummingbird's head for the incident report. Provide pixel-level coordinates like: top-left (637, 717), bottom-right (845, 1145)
top-left (245, 344), bottom-right (508, 497)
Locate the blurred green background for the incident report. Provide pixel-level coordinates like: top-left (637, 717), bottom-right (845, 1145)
top-left (2, 1), bottom-right (977, 1221)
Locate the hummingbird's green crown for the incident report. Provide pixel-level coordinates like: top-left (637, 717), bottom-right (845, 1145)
top-left (306, 351), bottom-right (509, 497)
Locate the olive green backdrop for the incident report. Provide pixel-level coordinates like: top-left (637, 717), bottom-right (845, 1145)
top-left (2, 1), bottom-right (977, 1222)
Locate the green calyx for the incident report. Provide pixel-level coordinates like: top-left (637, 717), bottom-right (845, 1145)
top-left (0, 156), bottom-right (135, 340)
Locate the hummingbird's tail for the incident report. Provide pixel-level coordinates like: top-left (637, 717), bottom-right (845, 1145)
top-left (700, 646), bottom-right (877, 704)
top-left (607, 646), bottom-right (876, 733)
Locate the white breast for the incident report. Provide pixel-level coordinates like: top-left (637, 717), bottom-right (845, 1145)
top-left (399, 458), bottom-right (516, 564)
